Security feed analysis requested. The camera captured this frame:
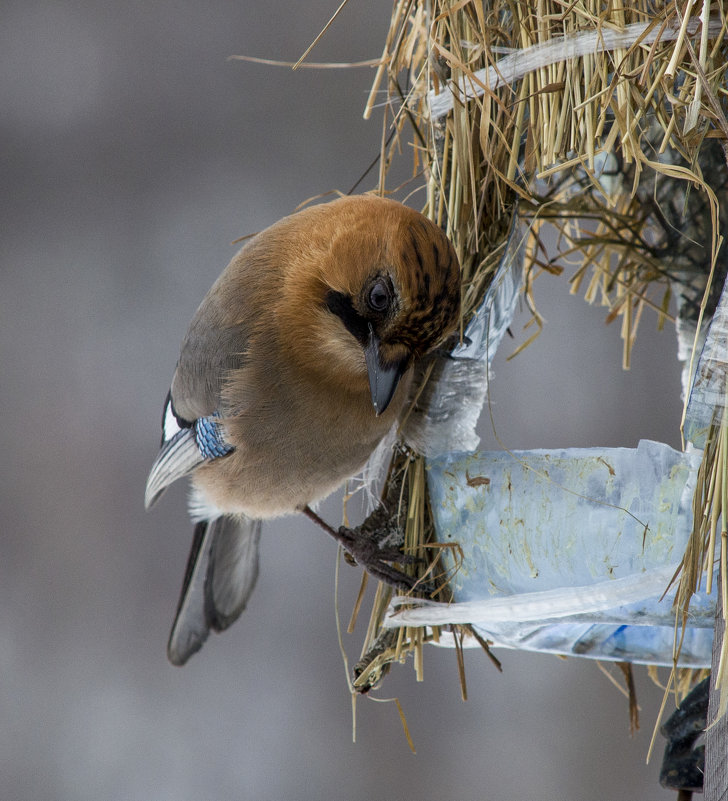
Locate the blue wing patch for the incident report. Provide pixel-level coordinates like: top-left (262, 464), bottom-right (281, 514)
top-left (194, 414), bottom-right (234, 460)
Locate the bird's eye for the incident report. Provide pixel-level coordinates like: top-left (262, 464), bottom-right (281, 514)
top-left (367, 280), bottom-right (390, 312)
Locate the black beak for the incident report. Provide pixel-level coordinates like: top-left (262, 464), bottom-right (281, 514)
top-left (364, 324), bottom-right (406, 416)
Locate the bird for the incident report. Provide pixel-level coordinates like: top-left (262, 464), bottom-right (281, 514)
top-left (145, 194), bottom-right (461, 665)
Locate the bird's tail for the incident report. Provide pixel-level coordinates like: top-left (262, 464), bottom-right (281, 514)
top-left (167, 515), bottom-right (262, 666)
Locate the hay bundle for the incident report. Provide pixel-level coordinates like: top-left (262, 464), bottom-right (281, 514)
top-left (350, 0), bottom-right (728, 713)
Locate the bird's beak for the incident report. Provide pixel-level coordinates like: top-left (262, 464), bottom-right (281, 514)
top-left (364, 324), bottom-right (406, 416)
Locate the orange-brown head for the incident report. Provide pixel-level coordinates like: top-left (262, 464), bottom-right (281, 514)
top-left (274, 195), bottom-right (461, 414)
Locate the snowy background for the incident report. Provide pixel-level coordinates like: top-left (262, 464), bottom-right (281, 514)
top-left (1, 2), bottom-right (686, 798)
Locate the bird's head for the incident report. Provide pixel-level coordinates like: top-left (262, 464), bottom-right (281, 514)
top-left (277, 195), bottom-right (461, 416)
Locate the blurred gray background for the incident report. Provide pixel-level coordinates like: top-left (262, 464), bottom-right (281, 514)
top-left (1, 2), bottom-right (687, 799)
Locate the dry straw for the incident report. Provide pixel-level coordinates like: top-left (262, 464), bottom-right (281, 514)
top-left (348, 0), bottom-right (728, 716)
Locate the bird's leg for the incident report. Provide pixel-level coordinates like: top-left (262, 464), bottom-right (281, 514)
top-left (301, 505), bottom-right (421, 591)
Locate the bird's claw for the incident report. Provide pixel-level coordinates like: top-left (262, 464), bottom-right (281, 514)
top-left (336, 525), bottom-right (423, 591)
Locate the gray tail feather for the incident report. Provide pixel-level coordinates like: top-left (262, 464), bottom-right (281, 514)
top-left (167, 515), bottom-right (262, 666)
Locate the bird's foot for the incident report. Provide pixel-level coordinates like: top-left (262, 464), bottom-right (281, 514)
top-left (334, 524), bottom-right (422, 590)
top-left (302, 506), bottom-right (424, 591)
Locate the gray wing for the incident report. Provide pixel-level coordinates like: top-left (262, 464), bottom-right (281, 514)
top-left (169, 286), bottom-right (250, 422)
top-left (144, 424), bottom-right (203, 510)
top-left (144, 395), bottom-right (234, 510)
top-left (167, 515), bottom-right (262, 666)
top-left (145, 284), bottom-right (248, 508)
